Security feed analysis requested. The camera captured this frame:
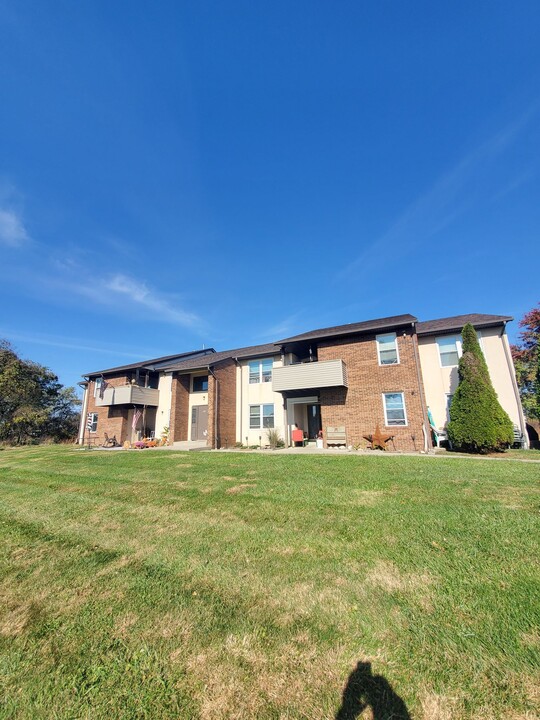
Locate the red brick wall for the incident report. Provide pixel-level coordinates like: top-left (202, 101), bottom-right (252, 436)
top-left (318, 329), bottom-right (428, 451)
top-left (207, 360), bottom-right (237, 449)
top-left (85, 376), bottom-right (129, 445)
top-left (170, 375), bottom-right (190, 442)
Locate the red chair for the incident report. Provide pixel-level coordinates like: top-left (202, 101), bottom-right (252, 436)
top-left (291, 429), bottom-right (305, 446)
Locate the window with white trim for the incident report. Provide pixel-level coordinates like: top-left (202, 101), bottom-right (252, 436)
top-left (445, 393), bottom-right (454, 423)
top-left (249, 404), bottom-right (275, 429)
top-left (249, 358), bottom-right (273, 384)
top-left (383, 393), bottom-right (407, 426)
top-left (94, 378), bottom-right (102, 397)
top-left (376, 333), bottom-right (399, 365)
top-left (436, 336), bottom-right (461, 367)
top-left (87, 412), bottom-right (98, 433)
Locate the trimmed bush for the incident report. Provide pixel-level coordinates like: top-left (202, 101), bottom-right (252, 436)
top-left (447, 323), bottom-right (514, 453)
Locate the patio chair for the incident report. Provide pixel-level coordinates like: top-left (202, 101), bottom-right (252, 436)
top-left (102, 432), bottom-right (119, 447)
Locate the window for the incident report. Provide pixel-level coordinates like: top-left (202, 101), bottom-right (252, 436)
top-left (383, 393), bottom-right (407, 426)
top-left (376, 333), bottom-right (399, 365)
top-left (192, 375), bottom-right (208, 392)
top-left (446, 393), bottom-right (454, 423)
top-left (437, 336), bottom-right (461, 367)
top-left (86, 412), bottom-right (98, 433)
top-left (94, 378), bottom-right (102, 397)
top-left (249, 404), bottom-right (274, 429)
top-left (249, 358), bottom-right (273, 383)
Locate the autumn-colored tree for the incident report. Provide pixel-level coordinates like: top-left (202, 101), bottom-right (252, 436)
top-left (511, 303), bottom-right (540, 421)
top-left (447, 324), bottom-right (514, 453)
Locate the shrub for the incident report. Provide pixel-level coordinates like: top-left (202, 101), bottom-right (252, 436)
top-left (447, 323), bottom-right (514, 453)
top-left (266, 428), bottom-right (283, 449)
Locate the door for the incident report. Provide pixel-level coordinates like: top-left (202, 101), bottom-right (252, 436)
top-left (307, 404), bottom-right (322, 439)
top-left (191, 405), bottom-right (208, 441)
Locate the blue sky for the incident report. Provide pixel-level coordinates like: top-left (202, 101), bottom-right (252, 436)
top-left (1, 1), bottom-right (538, 393)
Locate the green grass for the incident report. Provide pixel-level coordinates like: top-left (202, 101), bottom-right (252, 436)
top-left (0, 446), bottom-right (539, 719)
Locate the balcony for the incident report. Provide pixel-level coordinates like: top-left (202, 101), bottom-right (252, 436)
top-left (272, 359), bottom-right (348, 392)
top-left (95, 385), bottom-right (159, 407)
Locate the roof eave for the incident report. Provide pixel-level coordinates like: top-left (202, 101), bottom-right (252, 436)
top-left (277, 315), bottom-right (417, 346)
top-left (417, 316), bottom-right (513, 337)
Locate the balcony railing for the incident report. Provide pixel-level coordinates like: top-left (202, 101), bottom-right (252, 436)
top-left (95, 385), bottom-right (159, 407)
top-left (272, 359), bottom-right (348, 392)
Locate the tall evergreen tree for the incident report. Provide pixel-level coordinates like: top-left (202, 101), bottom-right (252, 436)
top-left (447, 323), bottom-right (513, 453)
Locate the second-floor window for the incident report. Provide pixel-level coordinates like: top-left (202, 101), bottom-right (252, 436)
top-left (437, 336), bottom-right (461, 367)
top-left (94, 378), bottom-right (102, 397)
top-left (192, 375), bottom-right (208, 392)
top-left (376, 333), bottom-right (399, 365)
top-left (249, 358), bottom-right (273, 383)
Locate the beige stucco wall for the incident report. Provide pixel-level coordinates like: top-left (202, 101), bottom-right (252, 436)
top-left (418, 327), bottom-right (523, 430)
top-left (235, 355), bottom-right (286, 446)
top-left (155, 372), bottom-right (173, 437)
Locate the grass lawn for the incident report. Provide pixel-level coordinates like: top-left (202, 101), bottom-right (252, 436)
top-left (0, 446), bottom-right (539, 719)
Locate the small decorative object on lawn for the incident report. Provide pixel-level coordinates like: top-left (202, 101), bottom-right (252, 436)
top-left (363, 424), bottom-right (395, 450)
top-left (161, 425), bottom-right (170, 445)
top-left (134, 441), bottom-right (146, 449)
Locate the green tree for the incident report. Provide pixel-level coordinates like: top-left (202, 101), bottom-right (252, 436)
top-left (0, 340), bottom-right (80, 445)
top-left (511, 303), bottom-right (540, 421)
top-left (447, 324), bottom-right (513, 453)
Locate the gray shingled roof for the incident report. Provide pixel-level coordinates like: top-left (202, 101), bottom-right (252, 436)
top-left (82, 312), bottom-right (514, 380)
top-left (84, 348), bottom-right (216, 378)
top-left (276, 314), bottom-right (417, 345)
top-left (417, 313), bottom-right (513, 336)
top-left (162, 342), bottom-right (280, 373)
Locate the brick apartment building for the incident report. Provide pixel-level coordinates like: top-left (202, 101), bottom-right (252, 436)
top-left (78, 312), bottom-right (528, 452)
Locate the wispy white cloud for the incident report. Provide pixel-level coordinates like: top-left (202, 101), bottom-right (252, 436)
top-left (339, 106), bottom-right (538, 280)
top-left (255, 312), bottom-right (305, 340)
top-left (0, 328), bottom-right (150, 359)
top-left (73, 272), bottom-right (202, 329)
top-left (0, 208), bottom-right (29, 247)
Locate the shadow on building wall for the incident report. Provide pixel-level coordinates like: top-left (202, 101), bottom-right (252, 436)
top-left (335, 661), bottom-right (411, 720)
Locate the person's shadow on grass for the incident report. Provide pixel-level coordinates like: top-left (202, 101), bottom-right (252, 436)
top-left (335, 661), bottom-right (411, 719)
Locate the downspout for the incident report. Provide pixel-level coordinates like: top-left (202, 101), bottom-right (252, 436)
top-left (500, 321), bottom-right (529, 448)
top-left (280, 346), bottom-right (290, 447)
top-left (77, 380), bottom-right (89, 445)
top-left (411, 322), bottom-right (431, 453)
top-left (208, 366), bottom-right (219, 449)
top-left (234, 358), bottom-right (242, 446)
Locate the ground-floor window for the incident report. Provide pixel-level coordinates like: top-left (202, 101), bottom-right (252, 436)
top-left (446, 393), bottom-right (454, 422)
top-left (383, 393), bottom-right (407, 426)
top-left (249, 404), bottom-right (274, 429)
top-left (86, 412), bottom-right (98, 433)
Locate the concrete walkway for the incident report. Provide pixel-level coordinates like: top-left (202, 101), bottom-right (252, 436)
top-left (92, 442), bottom-right (539, 462)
